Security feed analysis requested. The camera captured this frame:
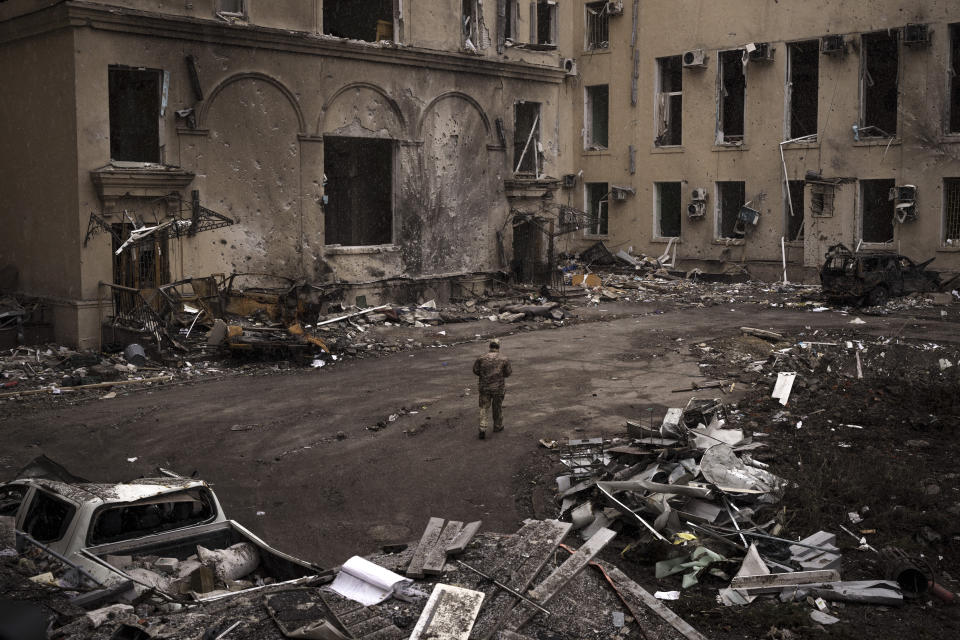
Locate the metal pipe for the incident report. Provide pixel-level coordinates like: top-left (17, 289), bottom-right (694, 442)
top-left (456, 560), bottom-right (551, 615)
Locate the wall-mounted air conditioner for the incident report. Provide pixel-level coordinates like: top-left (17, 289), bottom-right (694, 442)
top-left (687, 202), bottom-right (706, 219)
top-left (562, 173), bottom-right (577, 188)
top-left (562, 58), bottom-right (577, 76)
top-left (606, 1), bottom-right (624, 16)
top-left (691, 187), bottom-right (707, 202)
top-left (682, 48), bottom-right (707, 68)
top-left (891, 184), bottom-right (917, 223)
top-left (745, 42), bottom-right (774, 62)
top-left (903, 24), bottom-right (931, 48)
top-left (821, 34), bottom-right (846, 56)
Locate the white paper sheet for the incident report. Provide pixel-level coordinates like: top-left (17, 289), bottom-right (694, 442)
top-left (329, 556), bottom-right (412, 606)
top-left (771, 372), bottom-right (796, 406)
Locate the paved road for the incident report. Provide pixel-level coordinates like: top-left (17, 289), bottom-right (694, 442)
top-left (0, 305), bottom-right (951, 566)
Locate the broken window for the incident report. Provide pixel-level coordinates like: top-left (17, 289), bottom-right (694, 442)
top-left (809, 181), bottom-right (835, 217)
top-left (324, 137), bottom-right (394, 246)
top-left (463, 0), bottom-right (479, 48)
top-left (22, 490), bottom-right (76, 543)
top-left (950, 24), bottom-right (960, 133)
top-left (217, 0), bottom-right (245, 17)
top-left (530, 0), bottom-right (558, 47)
top-left (89, 488), bottom-right (217, 546)
top-left (787, 40), bottom-right (819, 139)
top-left (585, 85), bottom-right (609, 149)
top-left (112, 223), bottom-right (170, 291)
top-left (514, 101), bottom-right (541, 175)
top-left (109, 66), bottom-right (163, 163)
top-left (323, 0), bottom-right (395, 42)
top-left (0, 485), bottom-right (26, 518)
top-left (860, 31), bottom-right (899, 138)
top-left (502, 0), bottom-right (519, 42)
top-left (656, 182), bottom-right (682, 238)
top-left (718, 50), bottom-right (745, 143)
top-left (716, 181), bottom-right (745, 239)
top-left (586, 182), bottom-right (609, 235)
top-left (785, 180), bottom-right (805, 241)
top-left (585, 2), bottom-right (609, 50)
top-left (944, 178), bottom-right (960, 245)
top-left (861, 179), bottom-right (895, 243)
top-left (656, 56), bottom-right (683, 146)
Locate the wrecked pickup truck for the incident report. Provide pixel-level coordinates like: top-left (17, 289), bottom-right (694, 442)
top-left (820, 243), bottom-right (951, 306)
top-left (1, 458), bottom-right (324, 601)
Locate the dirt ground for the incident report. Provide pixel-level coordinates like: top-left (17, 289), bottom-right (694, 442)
top-left (2, 300), bottom-right (959, 639)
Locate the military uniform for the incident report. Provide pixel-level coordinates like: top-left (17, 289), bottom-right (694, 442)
top-left (473, 348), bottom-right (512, 438)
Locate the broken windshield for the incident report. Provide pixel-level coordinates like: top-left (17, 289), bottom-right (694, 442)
top-left (88, 488), bottom-right (217, 546)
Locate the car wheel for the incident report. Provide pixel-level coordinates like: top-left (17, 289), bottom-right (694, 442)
top-left (867, 286), bottom-right (889, 306)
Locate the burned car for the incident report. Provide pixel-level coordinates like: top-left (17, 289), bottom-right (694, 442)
top-left (820, 244), bottom-right (947, 306)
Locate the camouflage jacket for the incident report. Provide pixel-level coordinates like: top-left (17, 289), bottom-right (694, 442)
top-left (473, 352), bottom-right (512, 394)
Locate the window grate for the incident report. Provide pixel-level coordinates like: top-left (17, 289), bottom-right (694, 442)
top-left (945, 178), bottom-right (960, 243)
top-left (586, 2), bottom-right (609, 49)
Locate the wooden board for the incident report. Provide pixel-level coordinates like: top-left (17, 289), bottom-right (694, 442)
top-left (407, 516), bottom-right (446, 579)
top-left (423, 520), bottom-right (464, 575)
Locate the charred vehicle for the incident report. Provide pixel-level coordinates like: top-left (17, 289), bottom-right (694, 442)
top-left (1, 457), bottom-right (323, 601)
top-left (820, 244), bottom-right (948, 306)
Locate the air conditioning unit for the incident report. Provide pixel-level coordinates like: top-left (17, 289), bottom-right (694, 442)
top-left (562, 173), bottom-right (577, 188)
top-left (606, 1), bottom-right (624, 16)
top-left (821, 34), bottom-right (846, 56)
top-left (891, 185), bottom-right (917, 223)
top-left (745, 42), bottom-right (774, 62)
top-left (691, 188), bottom-right (707, 202)
top-left (610, 186), bottom-right (634, 201)
top-left (903, 23), bottom-right (930, 48)
top-left (562, 58), bottom-right (577, 76)
top-left (682, 48), bottom-right (707, 68)
top-left (687, 202), bottom-right (706, 219)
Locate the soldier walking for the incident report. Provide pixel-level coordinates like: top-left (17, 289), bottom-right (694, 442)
top-left (472, 339), bottom-right (512, 439)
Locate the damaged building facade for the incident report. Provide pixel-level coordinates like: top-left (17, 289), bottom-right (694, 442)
top-left (2, 1), bottom-right (960, 347)
top-left (0, 0), bottom-right (576, 347)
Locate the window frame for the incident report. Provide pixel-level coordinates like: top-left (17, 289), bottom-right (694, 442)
top-left (323, 136), bottom-right (398, 248)
top-left (716, 49), bottom-right (746, 145)
top-left (785, 40), bottom-right (819, 140)
top-left (584, 84), bottom-right (610, 150)
top-left (715, 181), bottom-right (746, 240)
top-left (217, 0), bottom-right (247, 18)
top-left (654, 181), bottom-right (683, 239)
top-left (585, 1), bottom-right (609, 51)
top-left (943, 177), bottom-right (960, 246)
top-left (530, 0), bottom-right (559, 47)
top-left (108, 65), bottom-right (166, 164)
top-left (655, 55), bottom-right (683, 147)
top-left (21, 487), bottom-right (77, 544)
top-left (784, 179), bottom-right (806, 242)
top-left (859, 178), bottom-right (896, 245)
top-left (584, 182), bottom-right (610, 237)
top-left (948, 23), bottom-right (960, 134)
top-left (513, 101), bottom-right (542, 176)
top-left (858, 31), bottom-right (900, 139)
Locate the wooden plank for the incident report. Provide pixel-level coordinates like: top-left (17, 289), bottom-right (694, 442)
top-left (446, 520), bottom-right (482, 555)
top-left (471, 519), bottom-right (572, 640)
top-left (596, 561), bottom-right (709, 640)
top-left (409, 584), bottom-right (485, 640)
top-left (730, 569), bottom-right (840, 593)
top-left (423, 520), bottom-right (464, 575)
top-left (407, 516), bottom-right (446, 578)
top-left (504, 528), bottom-right (616, 632)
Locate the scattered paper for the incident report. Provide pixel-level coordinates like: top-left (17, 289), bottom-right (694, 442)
top-left (654, 590), bottom-right (681, 600)
top-left (771, 372), bottom-right (797, 406)
top-left (849, 317), bottom-right (866, 325)
top-left (311, 359), bottom-right (325, 368)
top-left (126, 457), bottom-right (138, 463)
top-left (330, 556), bottom-right (412, 606)
top-left (101, 392), bottom-right (117, 399)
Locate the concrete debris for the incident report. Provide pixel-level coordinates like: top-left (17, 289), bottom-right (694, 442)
top-left (409, 583), bottom-right (484, 640)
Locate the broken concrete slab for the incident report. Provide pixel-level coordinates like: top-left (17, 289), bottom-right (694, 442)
top-left (408, 583), bottom-right (485, 640)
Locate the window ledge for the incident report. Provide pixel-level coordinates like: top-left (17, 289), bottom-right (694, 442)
top-left (582, 47), bottom-right (611, 55)
top-left (939, 135), bottom-right (960, 144)
top-left (713, 144), bottom-right (748, 152)
top-left (712, 238), bottom-right (745, 246)
top-left (937, 245), bottom-right (960, 252)
top-left (781, 141), bottom-right (819, 150)
top-left (784, 240), bottom-right (804, 247)
top-left (859, 242), bottom-right (894, 249)
top-left (651, 145), bottom-right (684, 154)
top-left (325, 244), bottom-right (400, 255)
top-left (583, 234), bottom-right (610, 240)
top-left (582, 149), bottom-right (611, 156)
top-left (853, 138), bottom-right (900, 147)
top-left (652, 237), bottom-right (681, 243)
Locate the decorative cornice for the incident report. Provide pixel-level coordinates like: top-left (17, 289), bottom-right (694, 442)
top-left (0, 1), bottom-right (565, 85)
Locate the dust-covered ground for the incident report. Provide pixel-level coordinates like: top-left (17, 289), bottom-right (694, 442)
top-left (2, 291), bottom-right (960, 639)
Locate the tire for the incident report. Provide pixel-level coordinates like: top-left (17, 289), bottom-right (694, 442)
top-left (866, 285), bottom-right (889, 306)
